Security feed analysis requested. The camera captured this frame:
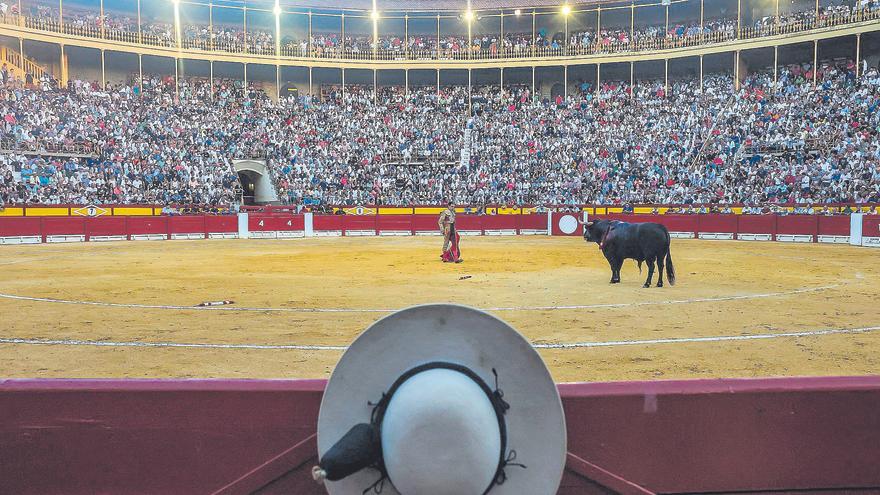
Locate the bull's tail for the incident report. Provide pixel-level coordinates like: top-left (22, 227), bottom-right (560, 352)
top-left (663, 227), bottom-right (676, 286)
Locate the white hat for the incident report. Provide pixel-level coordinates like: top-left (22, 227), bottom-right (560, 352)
top-left (314, 304), bottom-right (567, 495)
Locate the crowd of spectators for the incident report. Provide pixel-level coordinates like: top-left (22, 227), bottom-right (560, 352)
top-left (10, 0), bottom-right (877, 58)
top-left (2, 57), bottom-right (880, 208)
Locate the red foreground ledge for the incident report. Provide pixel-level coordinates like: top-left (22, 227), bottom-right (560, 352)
top-left (1, 376), bottom-right (879, 494)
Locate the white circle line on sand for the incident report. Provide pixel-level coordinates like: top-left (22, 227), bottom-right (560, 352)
top-left (0, 284), bottom-right (841, 313)
top-left (0, 325), bottom-right (877, 351)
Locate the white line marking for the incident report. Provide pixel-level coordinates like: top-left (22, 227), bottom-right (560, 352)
top-left (0, 325), bottom-right (877, 351)
top-left (0, 284), bottom-right (841, 313)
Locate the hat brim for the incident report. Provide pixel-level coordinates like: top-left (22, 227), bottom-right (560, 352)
top-left (317, 304), bottom-right (567, 495)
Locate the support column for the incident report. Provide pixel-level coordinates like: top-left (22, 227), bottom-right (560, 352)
top-left (813, 39), bottom-right (818, 86)
top-left (596, 63), bottom-right (600, 98)
top-left (308, 12), bottom-right (312, 56)
top-left (664, 58), bottom-right (668, 96)
top-left (405, 69), bottom-right (408, 95)
top-left (404, 15), bottom-right (408, 59)
top-left (100, 0), bottom-right (105, 38)
top-left (532, 66), bottom-right (536, 97)
top-left (468, 68), bottom-right (472, 114)
top-left (243, 5), bottom-right (248, 54)
top-left (244, 63), bottom-right (248, 89)
top-left (856, 33), bottom-right (862, 78)
top-left (775, 0), bottom-right (780, 32)
top-left (436, 15), bottom-right (440, 58)
top-left (700, 0), bottom-right (704, 41)
top-left (101, 49), bottom-right (106, 90)
top-left (734, 50), bottom-right (740, 91)
top-left (500, 12), bottom-right (504, 57)
top-left (210, 60), bottom-right (214, 100)
top-left (630, 3), bottom-right (634, 49)
top-left (467, 12), bottom-right (472, 60)
top-left (174, 57), bottom-right (179, 98)
top-left (564, 65), bottom-right (568, 99)
top-left (665, 4), bottom-right (669, 41)
top-left (436, 69), bottom-right (440, 96)
top-left (58, 0), bottom-right (63, 32)
top-left (500, 68), bottom-right (504, 94)
top-left (276, 64), bottom-right (281, 100)
top-left (532, 10), bottom-right (536, 57)
top-left (137, 0), bottom-right (142, 44)
top-left (209, 2), bottom-right (213, 50)
top-left (373, 69), bottom-right (377, 103)
top-left (59, 44), bottom-right (68, 87)
top-left (564, 12), bottom-right (569, 56)
top-left (308, 66), bottom-right (312, 95)
top-left (629, 61), bottom-right (634, 99)
top-left (700, 54), bottom-right (704, 92)
top-left (773, 45), bottom-right (778, 89)
top-left (138, 54), bottom-right (143, 96)
top-left (340, 13), bottom-right (345, 58)
top-left (736, 0), bottom-right (741, 37)
top-left (341, 67), bottom-right (345, 98)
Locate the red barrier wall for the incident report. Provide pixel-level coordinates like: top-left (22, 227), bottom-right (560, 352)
top-left (412, 215), bottom-right (440, 232)
top-left (86, 216), bottom-right (128, 238)
top-left (737, 214), bottom-right (777, 235)
top-left (41, 217), bottom-right (86, 237)
top-left (519, 213), bottom-right (548, 231)
top-left (863, 215), bottom-right (880, 237)
top-left (0, 217), bottom-right (42, 237)
top-left (169, 216), bottom-right (207, 236)
top-left (479, 215), bottom-right (516, 231)
top-left (817, 215), bottom-right (851, 236)
top-left (249, 215), bottom-right (304, 232)
top-left (455, 214), bottom-right (484, 232)
top-left (2, 214), bottom-right (874, 244)
top-left (606, 214), bottom-right (700, 234)
top-left (698, 214), bottom-right (738, 233)
top-left (1, 376), bottom-right (878, 494)
top-left (378, 215), bottom-right (414, 233)
top-left (312, 214), bottom-right (343, 232)
top-left (127, 216), bottom-right (168, 236)
top-left (205, 216), bottom-right (237, 234)
top-left (776, 215), bottom-right (819, 237)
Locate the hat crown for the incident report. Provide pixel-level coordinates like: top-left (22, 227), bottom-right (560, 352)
top-left (381, 368), bottom-right (502, 495)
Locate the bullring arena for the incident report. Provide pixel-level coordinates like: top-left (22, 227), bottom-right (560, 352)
top-left (4, 0), bottom-right (880, 490)
top-left (1, 210), bottom-right (878, 383)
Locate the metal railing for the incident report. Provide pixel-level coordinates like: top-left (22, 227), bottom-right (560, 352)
top-left (5, 8), bottom-right (880, 62)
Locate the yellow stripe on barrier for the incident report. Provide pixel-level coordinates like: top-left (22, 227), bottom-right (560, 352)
top-left (112, 207), bottom-right (155, 216)
top-left (495, 207), bottom-right (520, 215)
top-left (25, 207), bottom-right (69, 216)
top-left (414, 208), bottom-right (445, 215)
top-left (606, 207), bottom-right (624, 214)
top-left (377, 207), bottom-right (413, 215)
top-left (0, 207), bottom-right (24, 216)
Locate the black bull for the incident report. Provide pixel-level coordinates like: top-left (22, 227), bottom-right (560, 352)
top-left (582, 219), bottom-right (676, 287)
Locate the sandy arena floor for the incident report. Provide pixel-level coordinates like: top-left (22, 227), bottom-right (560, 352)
top-left (0, 236), bottom-right (878, 382)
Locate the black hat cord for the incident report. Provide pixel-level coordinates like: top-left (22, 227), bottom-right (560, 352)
top-left (316, 361), bottom-right (525, 494)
